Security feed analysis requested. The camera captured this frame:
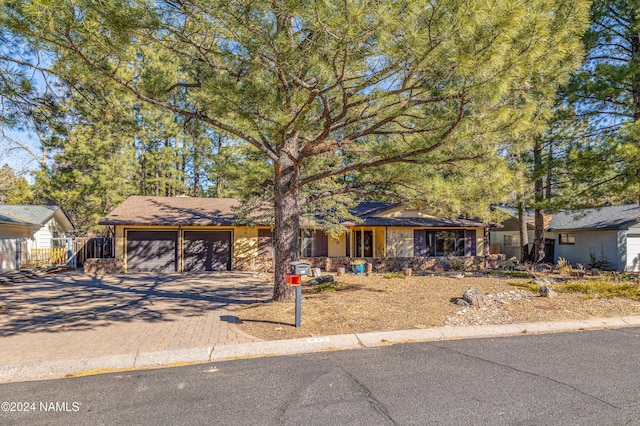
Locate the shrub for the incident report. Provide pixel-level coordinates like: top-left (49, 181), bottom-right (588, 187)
top-left (448, 257), bottom-right (466, 272)
top-left (557, 257), bottom-right (571, 275)
top-left (500, 260), bottom-right (517, 271)
top-left (312, 281), bottom-right (345, 293)
top-left (559, 280), bottom-right (640, 299)
top-left (383, 273), bottom-right (405, 279)
top-left (508, 281), bottom-right (541, 293)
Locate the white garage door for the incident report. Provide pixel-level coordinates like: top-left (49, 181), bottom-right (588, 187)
top-left (626, 235), bottom-right (640, 271)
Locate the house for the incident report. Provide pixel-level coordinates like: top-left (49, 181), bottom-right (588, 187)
top-left (0, 205), bottom-right (75, 272)
top-left (100, 196), bottom-right (489, 273)
top-left (490, 204), bottom-right (640, 271)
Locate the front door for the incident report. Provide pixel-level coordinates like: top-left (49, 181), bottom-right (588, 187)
top-left (354, 230), bottom-right (373, 257)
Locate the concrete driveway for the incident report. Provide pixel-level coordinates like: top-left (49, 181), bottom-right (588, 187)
top-left (0, 271), bottom-right (272, 369)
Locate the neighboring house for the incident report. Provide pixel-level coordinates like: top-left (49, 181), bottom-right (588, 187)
top-left (100, 196), bottom-right (488, 273)
top-left (490, 204), bottom-right (640, 271)
top-left (0, 205), bottom-right (75, 272)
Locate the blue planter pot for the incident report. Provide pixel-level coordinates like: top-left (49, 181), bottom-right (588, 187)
top-left (353, 264), bottom-right (365, 274)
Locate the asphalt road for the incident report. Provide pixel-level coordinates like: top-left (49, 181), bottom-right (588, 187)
top-left (2, 327), bottom-right (640, 425)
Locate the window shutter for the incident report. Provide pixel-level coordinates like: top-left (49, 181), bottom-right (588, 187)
top-left (465, 230), bottom-right (476, 256)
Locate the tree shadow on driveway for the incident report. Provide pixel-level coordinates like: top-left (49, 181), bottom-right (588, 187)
top-left (0, 271), bottom-right (273, 337)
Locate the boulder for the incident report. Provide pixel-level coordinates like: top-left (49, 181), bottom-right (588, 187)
top-left (455, 298), bottom-right (470, 307)
top-left (539, 284), bottom-right (558, 298)
top-left (462, 287), bottom-right (484, 306)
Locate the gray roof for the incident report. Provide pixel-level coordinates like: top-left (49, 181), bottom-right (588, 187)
top-left (100, 196), bottom-right (269, 226)
top-left (344, 216), bottom-right (486, 228)
top-left (102, 197), bottom-right (487, 228)
top-left (0, 205), bottom-right (63, 227)
top-left (348, 202), bottom-right (400, 218)
top-left (548, 205), bottom-right (640, 231)
top-left (346, 201), bottom-right (486, 228)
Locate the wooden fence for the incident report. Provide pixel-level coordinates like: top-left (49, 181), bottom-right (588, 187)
top-left (23, 247), bottom-right (69, 267)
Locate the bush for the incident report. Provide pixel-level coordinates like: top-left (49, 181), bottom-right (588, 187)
top-left (560, 280), bottom-right (640, 299)
top-left (448, 257), bottom-right (466, 272)
top-left (312, 281), bottom-right (345, 293)
top-left (557, 257), bottom-right (571, 275)
top-left (383, 273), bottom-right (405, 279)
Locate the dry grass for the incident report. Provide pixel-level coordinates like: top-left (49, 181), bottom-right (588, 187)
top-left (235, 273), bottom-right (640, 341)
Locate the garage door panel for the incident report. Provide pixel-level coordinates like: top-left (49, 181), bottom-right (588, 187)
top-left (627, 235), bottom-right (640, 272)
top-left (183, 231), bottom-right (231, 272)
top-left (127, 231), bottom-right (177, 273)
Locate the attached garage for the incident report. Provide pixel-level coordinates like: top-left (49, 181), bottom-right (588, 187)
top-left (183, 230), bottom-right (232, 271)
top-left (126, 230), bottom-right (178, 273)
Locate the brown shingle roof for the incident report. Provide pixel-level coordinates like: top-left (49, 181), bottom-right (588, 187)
top-left (99, 196), bottom-right (246, 226)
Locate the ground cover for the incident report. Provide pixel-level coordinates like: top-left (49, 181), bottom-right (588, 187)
top-left (235, 273), bottom-right (640, 340)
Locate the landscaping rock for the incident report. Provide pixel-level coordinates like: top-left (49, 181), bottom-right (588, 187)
top-left (307, 275), bottom-right (334, 285)
top-left (455, 298), bottom-right (470, 307)
top-left (462, 287), bottom-right (484, 306)
top-left (539, 284), bottom-right (558, 298)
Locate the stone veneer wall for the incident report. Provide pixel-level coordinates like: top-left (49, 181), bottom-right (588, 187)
top-left (90, 255), bottom-right (505, 273)
top-left (233, 255), bottom-right (505, 272)
top-left (84, 258), bottom-right (125, 274)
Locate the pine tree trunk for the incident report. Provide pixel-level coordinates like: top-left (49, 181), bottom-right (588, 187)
top-left (533, 141), bottom-right (545, 263)
top-left (533, 207), bottom-right (545, 263)
top-left (272, 156), bottom-right (300, 302)
top-left (517, 198), bottom-right (529, 263)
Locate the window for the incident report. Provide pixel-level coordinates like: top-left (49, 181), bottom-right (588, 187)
top-left (559, 233), bottom-right (575, 245)
top-left (504, 234), bottom-right (520, 248)
top-left (301, 230), bottom-right (315, 257)
top-left (300, 230), bottom-right (329, 257)
top-left (435, 230), bottom-right (465, 256)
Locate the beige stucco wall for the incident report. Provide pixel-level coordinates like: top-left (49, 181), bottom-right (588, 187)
top-left (474, 227), bottom-right (485, 256)
top-left (375, 228), bottom-right (386, 257)
top-left (234, 226), bottom-right (258, 258)
top-left (328, 234), bottom-right (347, 257)
top-left (386, 227), bottom-right (414, 257)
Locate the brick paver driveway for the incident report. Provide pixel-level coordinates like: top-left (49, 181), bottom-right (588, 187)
top-left (0, 271), bottom-right (272, 366)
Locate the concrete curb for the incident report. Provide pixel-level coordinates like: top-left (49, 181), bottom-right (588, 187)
top-left (210, 334), bottom-right (361, 361)
top-left (134, 347), bottom-right (213, 368)
top-left (3, 317), bottom-right (640, 383)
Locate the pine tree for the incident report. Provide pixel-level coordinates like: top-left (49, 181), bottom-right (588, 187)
top-left (1, 0), bottom-right (590, 301)
top-left (0, 163), bottom-right (33, 204)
